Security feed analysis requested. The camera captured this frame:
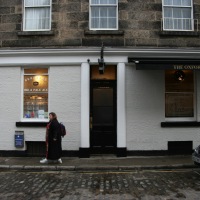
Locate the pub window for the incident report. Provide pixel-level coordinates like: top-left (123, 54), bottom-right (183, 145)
top-left (23, 0), bottom-right (51, 31)
top-left (90, 0), bottom-right (118, 30)
top-left (162, 0), bottom-right (193, 31)
top-left (165, 70), bottom-right (195, 121)
top-left (23, 68), bottom-right (48, 120)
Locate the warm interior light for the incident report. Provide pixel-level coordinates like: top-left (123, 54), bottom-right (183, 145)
top-left (35, 76), bottom-right (41, 81)
top-left (174, 70), bottom-right (185, 81)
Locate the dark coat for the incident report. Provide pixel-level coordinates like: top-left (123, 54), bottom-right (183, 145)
top-left (47, 119), bottom-right (62, 160)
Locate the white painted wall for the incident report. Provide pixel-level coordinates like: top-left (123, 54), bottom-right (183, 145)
top-left (126, 65), bottom-right (200, 150)
top-left (49, 66), bottom-right (81, 150)
top-left (0, 67), bottom-right (22, 150)
top-left (0, 65), bottom-right (81, 151)
top-left (1, 59), bottom-right (200, 152)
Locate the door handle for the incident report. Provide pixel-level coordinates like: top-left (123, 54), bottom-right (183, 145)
top-left (90, 116), bottom-right (93, 130)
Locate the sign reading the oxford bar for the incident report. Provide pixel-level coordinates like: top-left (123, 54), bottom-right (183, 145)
top-left (135, 64), bottom-right (200, 70)
top-left (174, 65), bottom-right (200, 70)
top-left (128, 58), bottom-right (200, 70)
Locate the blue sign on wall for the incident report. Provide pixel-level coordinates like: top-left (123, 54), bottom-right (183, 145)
top-left (15, 131), bottom-right (24, 148)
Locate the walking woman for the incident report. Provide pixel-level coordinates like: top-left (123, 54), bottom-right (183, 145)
top-left (40, 112), bottom-right (62, 164)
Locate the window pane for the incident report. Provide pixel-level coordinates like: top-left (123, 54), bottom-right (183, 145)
top-left (163, 6), bottom-right (192, 30)
top-left (164, 0), bottom-right (173, 5)
top-left (100, 7), bottom-right (107, 17)
top-left (91, 5), bottom-right (117, 29)
top-left (91, 7), bottom-right (100, 17)
top-left (173, 18), bottom-right (182, 29)
top-left (164, 18), bottom-right (173, 29)
top-left (101, 0), bottom-right (109, 4)
top-left (100, 18), bottom-right (107, 28)
top-left (165, 70), bottom-right (194, 118)
top-left (24, 68), bottom-right (48, 74)
top-left (163, 0), bottom-right (192, 6)
top-left (91, 18), bottom-right (99, 28)
top-left (173, 0), bottom-right (181, 6)
top-left (173, 8), bottom-right (182, 18)
top-left (91, 0), bottom-right (117, 5)
top-left (182, 0), bottom-right (191, 6)
top-left (25, 8), bottom-right (50, 30)
top-left (165, 70), bottom-right (194, 92)
top-left (109, 0), bottom-right (117, 4)
top-left (108, 7), bottom-right (116, 17)
top-left (182, 8), bottom-right (192, 18)
top-left (24, 69), bottom-right (48, 119)
top-left (25, 0), bottom-right (50, 6)
top-left (164, 7), bottom-right (172, 17)
top-left (182, 18), bottom-right (192, 29)
top-left (91, 0), bottom-right (99, 4)
top-left (108, 18), bottom-right (116, 28)
top-left (91, 7), bottom-right (99, 28)
top-left (165, 93), bottom-right (194, 117)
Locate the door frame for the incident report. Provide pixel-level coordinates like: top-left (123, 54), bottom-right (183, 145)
top-left (90, 66), bottom-right (117, 154)
top-left (79, 63), bottom-right (127, 158)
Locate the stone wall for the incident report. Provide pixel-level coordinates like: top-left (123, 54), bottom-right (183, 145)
top-left (0, 0), bottom-right (200, 48)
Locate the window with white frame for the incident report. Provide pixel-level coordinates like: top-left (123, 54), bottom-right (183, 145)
top-left (90, 0), bottom-right (118, 30)
top-left (162, 0), bottom-right (193, 31)
top-left (165, 70), bottom-right (195, 121)
top-left (23, 68), bottom-right (48, 120)
top-left (24, 0), bottom-right (51, 31)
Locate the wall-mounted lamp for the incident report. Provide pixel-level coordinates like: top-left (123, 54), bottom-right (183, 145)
top-left (174, 70), bottom-right (185, 81)
top-left (98, 43), bottom-right (105, 74)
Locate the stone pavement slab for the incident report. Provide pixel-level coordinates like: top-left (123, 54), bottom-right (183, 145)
top-left (0, 155), bottom-right (197, 171)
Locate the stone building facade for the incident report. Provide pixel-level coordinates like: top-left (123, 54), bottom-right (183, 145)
top-left (0, 0), bottom-right (200, 157)
top-left (1, 0), bottom-right (200, 48)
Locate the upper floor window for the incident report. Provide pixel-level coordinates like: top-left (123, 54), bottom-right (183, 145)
top-left (90, 0), bottom-right (118, 30)
top-left (162, 0), bottom-right (193, 31)
top-left (23, 0), bottom-right (51, 31)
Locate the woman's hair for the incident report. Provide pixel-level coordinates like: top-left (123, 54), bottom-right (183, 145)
top-left (49, 112), bottom-right (57, 119)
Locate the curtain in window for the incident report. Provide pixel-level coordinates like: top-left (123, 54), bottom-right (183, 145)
top-left (24, 0), bottom-right (51, 31)
top-left (91, 7), bottom-right (116, 29)
top-left (91, 0), bottom-right (117, 29)
top-left (163, 0), bottom-right (192, 30)
top-left (164, 0), bottom-right (191, 6)
top-left (91, 0), bottom-right (116, 4)
top-left (25, 0), bottom-right (50, 6)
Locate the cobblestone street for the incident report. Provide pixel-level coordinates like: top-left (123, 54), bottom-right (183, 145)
top-left (0, 168), bottom-right (200, 200)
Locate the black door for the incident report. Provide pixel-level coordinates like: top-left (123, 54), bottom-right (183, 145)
top-left (90, 80), bottom-right (117, 153)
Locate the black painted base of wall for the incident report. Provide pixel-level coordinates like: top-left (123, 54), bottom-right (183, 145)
top-left (127, 150), bottom-right (169, 156)
top-left (79, 148), bottom-right (90, 158)
top-left (0, 151), bottom-right (27, 157)
top-left (0, 149), bottom-right (193, 157)
top-left (116, 148), bottom-right (127, 157)
top-left (0, 141), bottom-right (193, 158)
top-left (127, 150), bottom-right (193, 156)
top-left (168, 141), bottom-right (193, 155)
top-left (0, 150), bottom-right (79, 157)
